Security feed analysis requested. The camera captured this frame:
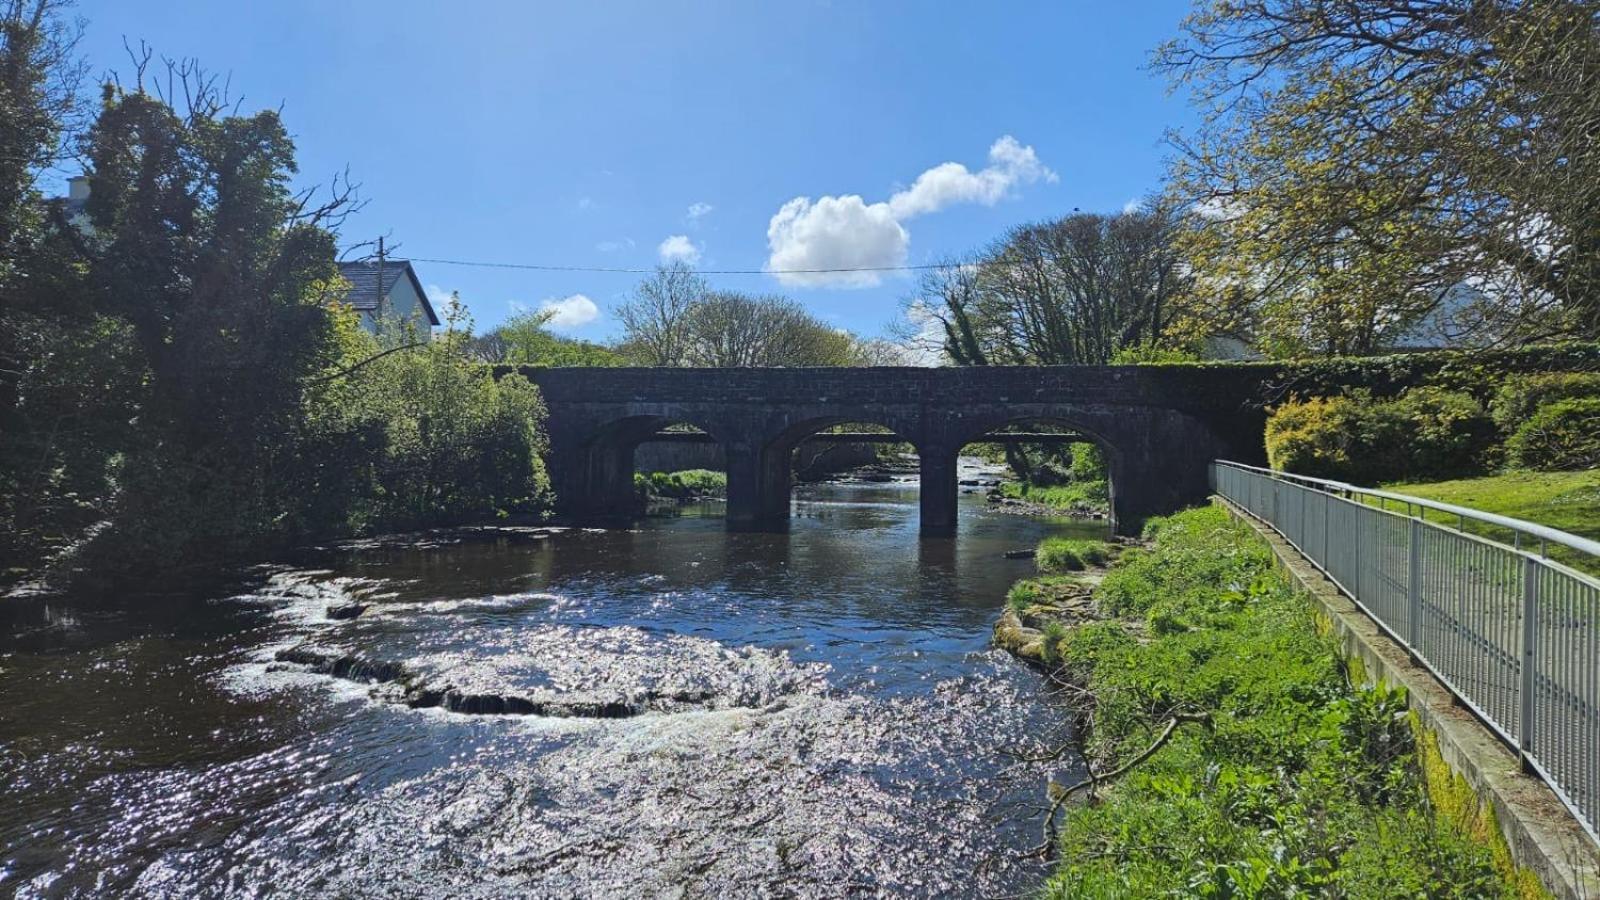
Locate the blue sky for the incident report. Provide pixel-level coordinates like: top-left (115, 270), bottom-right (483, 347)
top-left (64, 0), bottom-right (1198, 340)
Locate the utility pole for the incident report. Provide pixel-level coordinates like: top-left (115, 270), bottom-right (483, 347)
top-left (375, 235), bottom-right (386, 318)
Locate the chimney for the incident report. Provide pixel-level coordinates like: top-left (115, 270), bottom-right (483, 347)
top-left (68, 175), bottom-right (90, 201)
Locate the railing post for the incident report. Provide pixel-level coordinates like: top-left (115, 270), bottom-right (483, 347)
top-left (1321, 487), bottom-right (1330, 564)
top-left (1407, 516), bottom-right (1422, 653)
top-left (1299, 481), bottom-right (1307, 547)
top-left (1518, 555), bottom-right (1539, 773)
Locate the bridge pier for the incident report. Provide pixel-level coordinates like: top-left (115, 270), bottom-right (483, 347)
top-left (918, 446), bottom-right (959, 534)
top-left (724, 444), bottom-right (790, 527)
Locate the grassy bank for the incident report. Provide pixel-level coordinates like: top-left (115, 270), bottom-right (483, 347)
top-left (633, 469), bottom-right (727, 501)
top-left (1030, 506), bottom-right (1543, 897)
top-left (998, 478), bottom-right (1108, 511)
top-left (1382, 469), bottom-right (1600, 576)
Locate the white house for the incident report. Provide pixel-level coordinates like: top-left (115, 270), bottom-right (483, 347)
top-left (336, 259), bottom-right (441, 340)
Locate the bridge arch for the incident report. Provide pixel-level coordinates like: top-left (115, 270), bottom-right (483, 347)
top-left (950, 413), bottom-right (1122, 530)
top-left (564, 413), bottom-right (727, 519)
top-left (760, 415), bottom-right (919, 522)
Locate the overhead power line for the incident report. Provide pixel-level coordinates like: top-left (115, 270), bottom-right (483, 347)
top-left (406, 256), bottom-right (959, 276)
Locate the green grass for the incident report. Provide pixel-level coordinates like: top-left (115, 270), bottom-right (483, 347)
top-left (633, 469), bottom-right (727, 500)
top-left (1036, 537), bottom-right (1109, 573)
top-left (1380, 469), bottom-right (1600, 576)
top-left (999, 478), bottom-right (1108, 511)
top-left (1039, 506), bottom-right (1537, 898)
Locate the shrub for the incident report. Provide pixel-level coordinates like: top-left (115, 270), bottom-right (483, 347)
top-left (1489, 372), bottom-right (1600, 431)
top-left (1505, 399), bottom-right (1600, 472)
top-left (1388, 386), bottom-right (1497, 478)
top-left (635, 468), bottom-right (727, 500)
top-left (302, 307), bottom-right (550, 534)
top-left (1264, 394), bottom-right (1394, 481)
top-left (1265, 388), bottom-right (1492, 484)
top-left (1006, 580), bottom-right (1041, 612)
top-left (1037, 537), bottom-right (1109, 573)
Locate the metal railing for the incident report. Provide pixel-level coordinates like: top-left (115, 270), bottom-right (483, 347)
top-left (1211, 460), bottom-right (1600, 846)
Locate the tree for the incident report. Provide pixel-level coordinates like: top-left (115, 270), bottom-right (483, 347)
top-left (64, 58), bottom-right (354, 575)
top-left (614, 261), bottom-right (705, 365)
top-left (907, 206), bottom-right (1198, 366)
top-left (1157, 0), bottom-right (1600, 352)
top-left (617, 269), bottom-right (864, 367)
top-left (0, 0), bottom-right (104, 573)
top-left (680, 291), bottom-right (856, 367)
top-left (471, 309), bottom-right (622, 367)
top-left (0, 0), bottom-right (83, 283)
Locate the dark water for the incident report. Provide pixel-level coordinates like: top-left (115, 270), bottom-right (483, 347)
top-left (1, 462), bottom-right (1106, 898)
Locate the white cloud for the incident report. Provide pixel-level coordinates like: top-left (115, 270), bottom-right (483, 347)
top-left (765, 135), bottom-right (1054, 288)
top-left (425, 284), bottom-right (463, 317)
top-left (658, 234), bottom-right (702, 264)
top-left (577, 196), bottom-right (594, 210)
top-left (766, 195), bottom-right (909, 288)
top-left (1123, 198), bottom-right (1143, 215)
top-left (595, 237), bottom-right (636, 253)
top-left (538, 293), bottom-right (600, 330)
top-left (687, 202), bottom-right (713, 220)
top-left (884, 135), bottom-right (1056, 219)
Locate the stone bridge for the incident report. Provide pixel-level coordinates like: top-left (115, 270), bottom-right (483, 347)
top-left (521, 365), bottom-right (1273, 535)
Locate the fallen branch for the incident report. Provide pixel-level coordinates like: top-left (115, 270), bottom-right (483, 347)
top-left (1018, 710), bottom-right (1212, 862)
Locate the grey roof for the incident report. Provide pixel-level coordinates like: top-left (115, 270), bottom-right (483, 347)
top-left (337, 259), bottom-right (441, 325)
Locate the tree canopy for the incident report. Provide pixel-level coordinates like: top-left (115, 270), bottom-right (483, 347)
top-left (1158, 0), bottom-right (1600, 353)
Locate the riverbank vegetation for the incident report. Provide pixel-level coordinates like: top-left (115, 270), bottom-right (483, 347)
top-left (1035, 537), bottom-right (1110, 573)
top-left (634, 469), bottom-right (727, 502)
top-left (0, 15), bottom-right (549, 591)
top-left (1015, 507), bottom-right (1541, 896)
top-left (992, 440), bottom-right (1109, 515)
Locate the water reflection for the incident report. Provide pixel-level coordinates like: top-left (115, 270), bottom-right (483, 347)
top-left (0, 468), bottom-right (1106, 898)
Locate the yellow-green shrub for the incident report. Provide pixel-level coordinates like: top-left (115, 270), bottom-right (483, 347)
top-left (1265, 389), bottom-right (1493, 483)
top-left (1505, 398), bottom-right (1600, 471)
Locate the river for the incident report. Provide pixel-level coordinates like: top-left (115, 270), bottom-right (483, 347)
top-left (1, 460), bottom-right (1106, 898)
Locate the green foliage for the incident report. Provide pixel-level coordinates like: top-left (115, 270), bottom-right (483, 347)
top-left (1006, 580), bottom-right (1041, 612)
top-left (474, 309), bottom-right (622, 367)
top-left (62, 82), bottom-right (351, 577)
top-left (1489, 372), bottom-right (1600, 431)
top-left (1258, 344), bottom-right (1600, 405)
top-left (1036, 537), bottom-right (1109, 573)
top-left (999, 479), bottom-right (1109, 510)
top-left (1043, 506), bottom-right (1518, 897)
top-left (1066, 441), bottom-right (1104, 484)
top-left (634, 468), bottom-right (727, 501)
top-left (1159, 2), bottom-right (1600, 349)
top-left (1504, 398), bottom-right (1600, 473)
top-left (1, 58), bottom-right (559, 587)
top-left (303, 304), bottom-right (549, 534)
top-left (1265, 388), bottom-right (1493, 483)
top-left (1390, 387), bottom-right (1499, 477)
